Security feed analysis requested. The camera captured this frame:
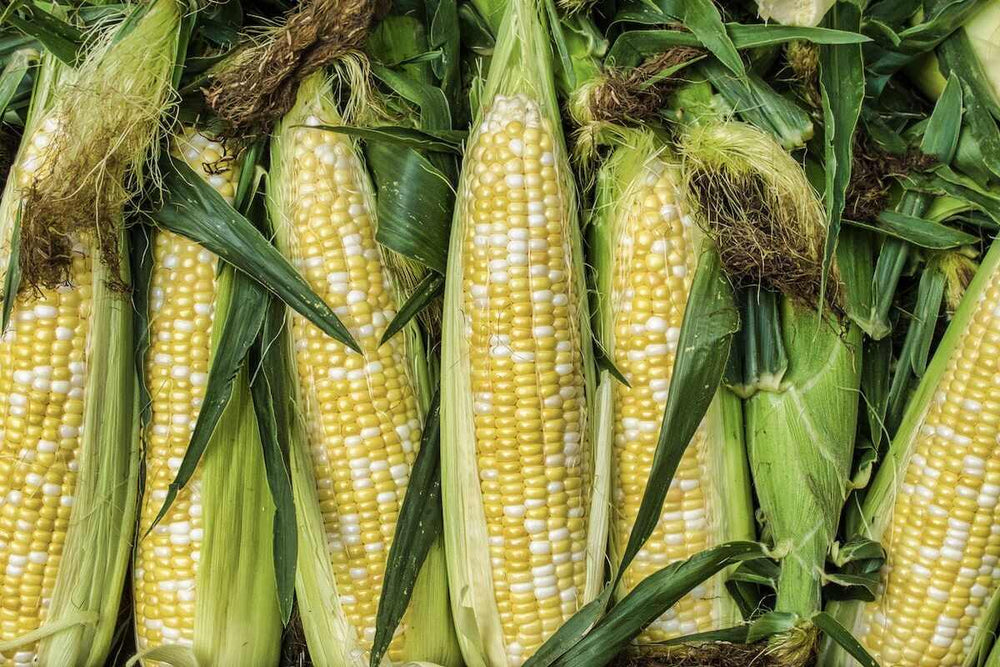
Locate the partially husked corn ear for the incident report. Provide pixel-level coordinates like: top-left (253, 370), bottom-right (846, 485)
top-left (467, 93), bottom-right (589, 651)
top-left (824, 240), bottom-right (1000, 667)
top-left (132, 127), bottom-right (281, 666)
top-left (269, 71), bottom-right (458, 667)
top-left (441, 0), bottom-right (604, 663)
top-left (0, 53), bottom-right (138, 666)
top-left (591, 137), bottom-right (753, 643)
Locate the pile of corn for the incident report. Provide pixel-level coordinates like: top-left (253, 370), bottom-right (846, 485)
top-left (1, 0), bottom-right (999, 665)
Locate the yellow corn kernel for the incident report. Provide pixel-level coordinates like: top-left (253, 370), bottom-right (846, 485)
top-left (857, 271), bottom-right (1000, 666)
top-left (608, 159), bottom-right (717, 640)
top-left (133, 128), bottom-right (238, 654)
top-left (281, 113), bottom-right (423, 659)
top-left (460, 93), bottom-right (588, 665)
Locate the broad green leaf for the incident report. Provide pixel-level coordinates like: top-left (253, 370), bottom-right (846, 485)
top-left (605, 24), bottom-right (868, 67)
top-left (371, 393), bottom-right (446, 666)
top-left (819, 2), bottom-right (864, 310)
top-left (650, 0), bottom-right (744, 76)
top-left (4, 2), bottom-right (83, 66)
top-left (373, 64), bottom-right (452, 131)
top-left (366, 143), bottom-right (453, 274)
top-left (129, 223), bottom-right (154, 429)
top-left (249, 295), bottom-right (297, 624)
top-left (812, 611), bottom-right (879, 667)
top-left (701, 59), bottom-right (813, 149)
top-left (837, 228), bottom-right (879, 336)
top-left (861, 210), bottom-right (980, 249)
top-left (920, 72), bottom-right (963, 163)
top-left (151, 156), bottom-right (360, 352)
top-left (310, 124), bottom-right (464, 153)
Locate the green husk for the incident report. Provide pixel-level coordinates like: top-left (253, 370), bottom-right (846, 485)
top-left (439, 0), bottom-right (606, 663)
top-left (745, 301), bottom-right (862, 662)
top-left (17, 0), bottom-right (183, 292)
top-left (822, 237), bottom-right (1000, 666)
top-left (130, 267), bottom-right (283, 666)
top-left (589, 130), bottom-right (754, 644)
top-left (269, 71), bottom-right (459, 667)
top-left (0, 52), bottom-right (140, 667)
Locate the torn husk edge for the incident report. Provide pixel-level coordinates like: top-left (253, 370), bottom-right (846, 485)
top-left (17, 0), bottom-right (182, 294)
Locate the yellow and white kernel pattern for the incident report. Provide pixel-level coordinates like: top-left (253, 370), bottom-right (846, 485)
top-left (858, 270), bottom-right (1000, 666)
top-left (0, 115), bottom-right (90, 667)
top-left (460, 93), bottom-right (589, 666)
top-left (281, 111), bottom-right (422, 658)
top-left (133, 128), bottom-right (237, 652)
top-left (608, 158), bottom-right (718, 642)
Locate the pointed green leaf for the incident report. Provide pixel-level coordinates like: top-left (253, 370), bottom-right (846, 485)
top-left (812, 611), bottom-right (879, 667)
top-left (371, 393), bottom-right (445, 667)
top-left (151, 156), bottom-right (360, 352)
top-left (920, 72), bottom-right (963, 163)
top-left (819, 2), bottom-right (864, 309)
top-left (380, 271), bottom-right (444, 346)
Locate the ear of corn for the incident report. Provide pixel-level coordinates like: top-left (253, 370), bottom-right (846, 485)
top-left (745, 302), bottom-right (862, 627)
top-left (822, 238), bottom-right (1000, 666)
top-left (268, 70), bottom-right (459, 667)
top-left (440, 0), bottom-right (607, 663)
top-left (0, 49), bottom-right (141, 667)
top-left (590, 131), bottom-right (754, 642)
top-left (132, 128), bottom-right (281, 665)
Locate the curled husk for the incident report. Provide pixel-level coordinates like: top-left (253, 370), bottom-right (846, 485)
top-left (679, 121), bottom-right (835, 307)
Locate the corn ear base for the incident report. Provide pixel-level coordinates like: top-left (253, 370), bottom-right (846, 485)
top-left (440, 0), bottom-right (606, 663)
top-left (270, 71), bottom-right (458, 667)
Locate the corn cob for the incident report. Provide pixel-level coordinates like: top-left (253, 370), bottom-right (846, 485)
top-left (591, 134), bottom-right (754, 643)
top-left (822, 240), bottom-right (1000, 666)
top-left (132, 127), bottom-right (281, 665)
top-left (0, 47), bottom-right (148, 667)
top-left (269, 71), bottom-right (458, 667)
top-left (440, 0), bottom-right (606, 663)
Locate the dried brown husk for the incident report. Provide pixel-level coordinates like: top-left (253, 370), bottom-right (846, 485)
top-left (204, 0), bottom-right (384, 134)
